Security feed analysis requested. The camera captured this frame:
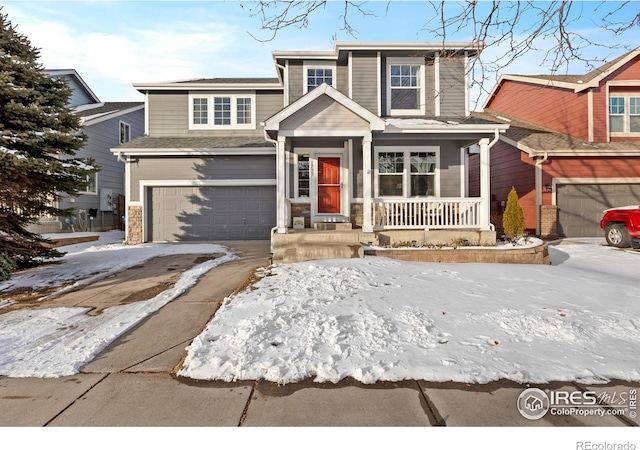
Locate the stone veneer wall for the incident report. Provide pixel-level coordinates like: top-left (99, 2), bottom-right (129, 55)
top-left (540, 205), bottom-right (559, 240)
top-left (126, 206), bottom-right (143, 245)
top-left (350, 202), bottom-right (363, 228)
top-left (290, 203), bottom-right (311, 228)
top-left (365, 242), bottom-right (550, 264)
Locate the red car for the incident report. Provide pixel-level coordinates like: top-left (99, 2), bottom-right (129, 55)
top-left (600, 205), bottom-right (640, 248)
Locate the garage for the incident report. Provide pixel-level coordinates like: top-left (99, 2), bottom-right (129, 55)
top-left (556, 183), bottom-right (640, 237)
top-left (149, 185), bottom-right (276, 241)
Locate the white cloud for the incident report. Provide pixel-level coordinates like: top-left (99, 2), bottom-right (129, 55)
top-left (12, 14), bottom-right (239, 101)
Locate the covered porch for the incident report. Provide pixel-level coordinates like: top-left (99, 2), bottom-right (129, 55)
top-left (263, 84), bottom-right (507, 248)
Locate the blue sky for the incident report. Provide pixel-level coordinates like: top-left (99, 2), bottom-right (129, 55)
top-left (2, 1), bottom-right (638, 106)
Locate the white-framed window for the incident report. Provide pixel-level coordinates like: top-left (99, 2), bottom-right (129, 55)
top-left (119, 121), bottom-right (131, 144)
top-left (303, 61), bottom-right (336, 93)
top-left (375, 147), bottom-right (439, 197)
top-left (609, 94), bottom-right (640, 135)
top-left (188, 92), bottom-right (256, 129)
top-left (85, 172), bottom-right (97, 194)
top-left (386, 57), bottom-right (426, 116)
top-left (296, 153), bottom-right (310, 197)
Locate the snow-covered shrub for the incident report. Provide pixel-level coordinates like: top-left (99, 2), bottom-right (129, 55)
top-left (0, 253), bottom-right (17, 281)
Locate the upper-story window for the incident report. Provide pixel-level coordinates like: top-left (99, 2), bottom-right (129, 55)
top-left (303, 61), bottom-right (336, 93)
top-left (609, 95), bottom-right (640, 135)
top-left (386, 57), bottom-right (426, 116)
top-left (119, 121), bottom-right (131, 144)
top-left (189, 93), bottom-right (256, 130)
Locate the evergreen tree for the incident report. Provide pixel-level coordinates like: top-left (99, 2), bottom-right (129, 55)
top-left (502, 186), bottom-right (526, 241)
top-left (0, 10), bottom-right (93, 277)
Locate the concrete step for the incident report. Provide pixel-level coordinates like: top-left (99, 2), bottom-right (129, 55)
top-left (313, 222), bottom-right (353, 231)
top-left (280, 242), bottom-right (364, 263)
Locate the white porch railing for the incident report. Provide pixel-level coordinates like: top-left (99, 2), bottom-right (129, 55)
top-left (373, 198), bottom-right (483, 229)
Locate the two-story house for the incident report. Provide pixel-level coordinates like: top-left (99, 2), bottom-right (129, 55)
top-left (475, 47), bottom-right (640, 239)
top-left (114, 42), bottom-right (508, 258)
top-left (30, 69), bottom-right (144, 234)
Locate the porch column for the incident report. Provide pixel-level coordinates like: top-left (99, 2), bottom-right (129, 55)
top-left (479, 137), bottom-right (491, 229)
top-left (362, 134), bottom-right (373, 233)
top-left (276, 136), bottom-right (287, 233)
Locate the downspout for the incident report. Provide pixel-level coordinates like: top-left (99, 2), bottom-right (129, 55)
top-left (485, 129), bottom-right (501, 231)
top-left (264, 128), bottom-right (279, 263)
top-left (534, 152), bottom-right (549, 236)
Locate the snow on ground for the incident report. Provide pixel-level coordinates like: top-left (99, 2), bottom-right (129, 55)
top-left (1, 234), bottom-right (639, 384)
top-left (0, 232), bottom-right (235, 377)
top-left (179, 239), bottom-right (640, 385)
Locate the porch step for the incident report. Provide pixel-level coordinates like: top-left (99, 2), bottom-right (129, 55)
top-left (282, 242), bottom-right (363, 263)
top-left (313, 222), bottom-right (353, 231)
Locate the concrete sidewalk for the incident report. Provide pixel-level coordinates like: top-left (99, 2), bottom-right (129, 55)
top-left (0, 241), bottom-right (638, 426)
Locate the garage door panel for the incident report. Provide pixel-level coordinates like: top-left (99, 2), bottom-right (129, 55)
top-left (150, 185), bottom-right (276, 241)
top-left (557, 183), bottom-right (640, 237)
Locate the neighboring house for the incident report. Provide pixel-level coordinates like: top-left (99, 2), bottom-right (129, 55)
top-left (472, 47), bottom-right (640, 238)
top-left (114, 42), bottom-right (508, 251)
top-left (30, 69), bottom-right (145, 234)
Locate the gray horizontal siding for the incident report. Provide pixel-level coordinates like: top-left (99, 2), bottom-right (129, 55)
top-left (351, 52), bottom-right (378, 114)
top-left (288, 61), bottom-right (304, 104)
top-left (65, 76), bottom-right (96, 108)
top-left (439, 57), bottom-right (466, 116)
top-left (337, 62), bottom-right (349, 97)
top-left (147, 90), bottom-right (284, 137)
top-left (280, 95), bottom-right (368, 131)
top-left (59, 108), bottom-right (144, 215)
top-left (130, 155), bottom-right (276, 202)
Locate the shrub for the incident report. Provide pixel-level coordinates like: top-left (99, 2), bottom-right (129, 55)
top-left (502, 187), bottom-right (525, 240)
top-left (0, 253), bottom-right (17, 281)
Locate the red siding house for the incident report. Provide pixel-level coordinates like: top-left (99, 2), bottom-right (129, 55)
top-left (472, 47), bottom-right (640, 238)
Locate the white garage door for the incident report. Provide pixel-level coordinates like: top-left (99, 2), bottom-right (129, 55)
top-left (150, 185), bottom-right (276, 241)
top-left (556, 183), bottom-right (640, 237)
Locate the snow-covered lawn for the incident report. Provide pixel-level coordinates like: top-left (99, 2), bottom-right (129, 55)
top-left (179, 239), bottom-right (640, 385)
top-left (1, 233), bottom-right (639, 385)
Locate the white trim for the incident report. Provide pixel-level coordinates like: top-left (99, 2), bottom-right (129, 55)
top-left (188, 92), bottom-right (256, 130)
top-left (119, 120), bottom-right (131, 145)
top-left (374, 146), bottom-right (440, 198)
top-left (588, 89), bottom-right (594, 142)
top-left (386, 57), bottom-right (427, 116)
top-left (464, 51), bottom-right (470, 116)
top-left (303, 60), bottom-right (336, 93)
top-left (551, 177), bottom-right (640, 206)
top-left (133, 82), bottom-right (282, 91)
top-left (110, 147), bottom-right (276, 157)
top-left (376, 51), bottom-right (381, 116)
top-left (434, 52), bottom-right (441, 116)
top-left (284, 60), bottom-right (290, 106)
top-left (141, 179), bottom-right (276, 188)
top-left (460, 147), bottom-right (466, 197)
top-left (607, 90), bottom-right (640, 137)
top-left (348, 51), bottom-right (353, 99)
top-left (144, 91), bottom-right (149, 136)
top-left (81, 104), bottom-right (145, 127)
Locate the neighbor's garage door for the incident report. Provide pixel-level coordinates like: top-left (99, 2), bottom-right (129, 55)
top-left (150, 185), bottom-right (276, 241)
top-left (556, 183), bottom-right (640, 237)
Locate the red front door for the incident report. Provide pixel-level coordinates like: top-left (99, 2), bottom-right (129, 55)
top-left (317, 157), bottom-right (341, 214)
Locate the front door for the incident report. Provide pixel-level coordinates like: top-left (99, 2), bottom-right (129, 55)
top-left (317, 157), bottom-right (341, 214)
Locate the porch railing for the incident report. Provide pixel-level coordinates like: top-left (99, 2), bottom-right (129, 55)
top-left (372, 198), bottom-right (483, 229)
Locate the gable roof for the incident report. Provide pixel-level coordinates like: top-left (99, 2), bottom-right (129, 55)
top-left (263, 83), bottom-right (386, 132)
top-left (476, 109), bottom-right (640, 157)
top-left (44, 69), bottom-right (101, 104)
top-left (485, 46), bottom-right (640, 108)
top-left (79, 102), bottom-right (145, 126)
